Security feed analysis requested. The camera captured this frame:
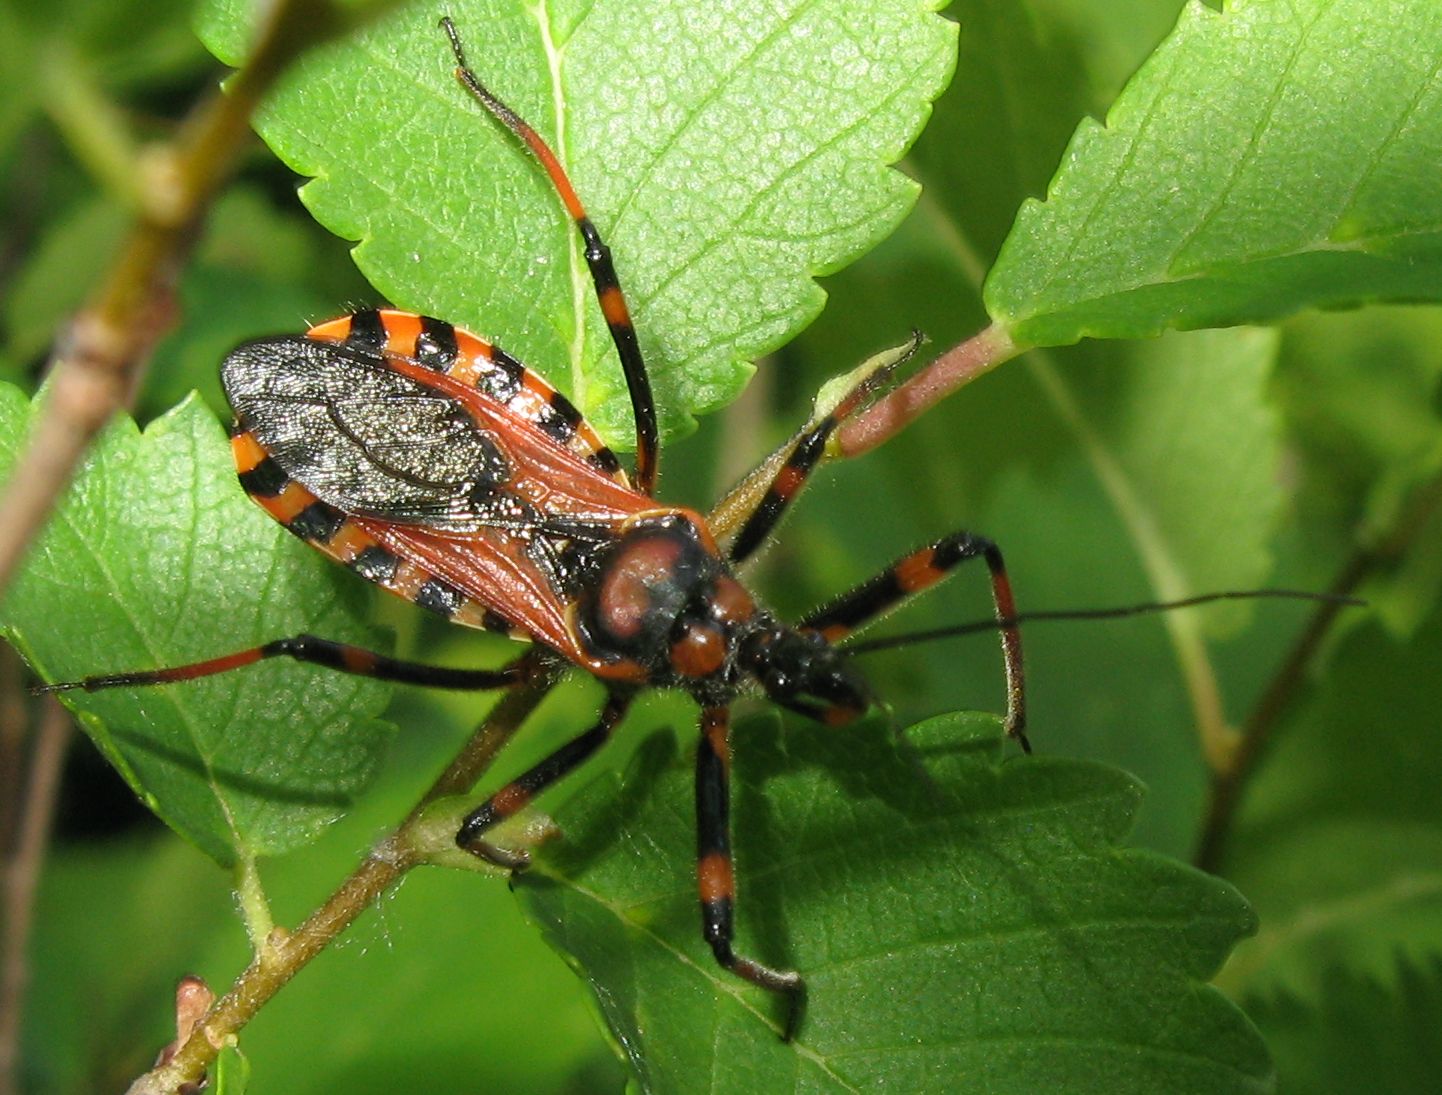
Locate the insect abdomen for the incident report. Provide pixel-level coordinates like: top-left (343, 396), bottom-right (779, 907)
top-left (307, 310), bottom-right (626, 481)
top-left (229, 425), bottom-right (522, 638)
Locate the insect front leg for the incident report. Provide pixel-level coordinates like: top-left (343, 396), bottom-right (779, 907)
top-left (800, 530), bottom-right (1029, 750)
top-left (696, 705), bottom-right (805, 1040)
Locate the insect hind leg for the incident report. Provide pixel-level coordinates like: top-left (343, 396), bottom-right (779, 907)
top-left (37, 638), bottom-right (538, 694)
top-left (441, 16), bottom-right (660, 496)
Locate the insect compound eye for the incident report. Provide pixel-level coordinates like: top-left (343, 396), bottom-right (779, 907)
top-left (708, 575), bottom-right (756, 626)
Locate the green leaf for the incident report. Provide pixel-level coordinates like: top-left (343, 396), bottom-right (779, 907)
top-left (986, 0), bottom-right (1442, 347)
top-left (0, 384), bottom-right (393, 865)
top-left (518, 713), bottom-right (1271, 1093)
top-left (2, 195), bottom-right (127, 365)
top-left (213, 1045), bottom-right (251, 1095)
top-left (196, 0), bottom-right (957, 444)
top-left (1247, 957), bottom-right (1442, 1095)
top-left (1218, 611), bottom-right (1442, 1004)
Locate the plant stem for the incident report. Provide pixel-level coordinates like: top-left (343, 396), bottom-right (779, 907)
top-left (233, 857), bottom-right (275, 957)
top-left (0, 699), bottom-right (71, 1095)
top-left (1194, 470), bottom-right (1442, 872)
top-left (834, 323), bottom-right (1020, 458)
top-left (0, 0), bottom-right (342, 600)
top-left (127, 664), bottom-right (555, 1095)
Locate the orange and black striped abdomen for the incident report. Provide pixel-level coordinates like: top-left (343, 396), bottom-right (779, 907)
top-left (307, 310), bottom-right (626, 483)
top-left (228, 424), bottom-right (524, 638)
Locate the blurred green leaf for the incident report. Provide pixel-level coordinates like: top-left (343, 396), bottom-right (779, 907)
top-left (987, 0), bottom-right (1442, 347)
top-left (520, 714), bottom-right (1270, 1093)
top-left (142, 186), bottom-right (355, 419)
top-left (1247, 957), bottom-right (1442, 1095)
top-left (1219, 611), bottom-right (1442, 1004)
top-left (3, 194), bottom-right (127, 364)
top-left (1275, 306), bottom-right (1442, 636)
top-left (22, 837), bottom-right (237, 1093)
top-left (0, 383), bottom-right (393, 865)
top-left (212, 1045), bottom-right (251, 1094)
top-left (196, 0), bottom-right (958, 444)
top-left (910, 0), bottom-right (1096, 270)
top-left (1025, 325), bottom-right (1282, 625)
top-left (24, 693), bottom-right (624, 1094)
top-left (1029, 0), bottom-right (1189, 94)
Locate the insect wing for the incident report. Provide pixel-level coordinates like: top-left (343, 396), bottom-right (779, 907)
top-left (223, 336), bottom-right (519, 531)
top-left (224, 332), bottom-right (662, 665)
top-left (306, 310), bottom-right (628, 488)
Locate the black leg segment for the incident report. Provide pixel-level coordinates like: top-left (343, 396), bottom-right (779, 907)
top-left (800, 530), bottom-right (1029, 750)
top-left (456, 692), bottom-right (633, 866)
top-left (695, 706), bottom-right (805, 1039)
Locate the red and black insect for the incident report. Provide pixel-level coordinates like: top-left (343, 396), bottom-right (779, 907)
top-left (48, 17), bottom-right (1027, 1039)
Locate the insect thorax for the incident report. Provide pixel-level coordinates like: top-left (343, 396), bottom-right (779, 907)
top-left (574, 512), bottom-right (869, 719)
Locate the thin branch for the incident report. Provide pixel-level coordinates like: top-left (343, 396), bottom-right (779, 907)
top-left (127, 661), bottom-right (557, 1095)
top-left (0, 698), bottom-right (72, 1095)
top-left (0, 0), bottom-right (344, 599)
top-left (1194, 471), bottom-right (1442, 872)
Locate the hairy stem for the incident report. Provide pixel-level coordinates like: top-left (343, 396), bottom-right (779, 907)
top-left (0, 0), bottom-right (343, 599)
top-left (127, 665), bottom-right (555, 1095)
top-left (834, 323), bottom-right (1020, 458)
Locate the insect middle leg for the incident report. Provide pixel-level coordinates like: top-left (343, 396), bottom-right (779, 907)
top-left (800, 531), bottom-right (1029, 750)
top-left (695, 705), bottom-right (805, 1039)
top-left (455, 692), bottom-right (634, 868)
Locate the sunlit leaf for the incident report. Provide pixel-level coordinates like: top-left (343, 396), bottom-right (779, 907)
top-left (521, 714), bottom-right (1271, 1093)
top-left (987, 0), bottom-right (1442, 346)
top-left (0, 384), bottom-right (392, 865)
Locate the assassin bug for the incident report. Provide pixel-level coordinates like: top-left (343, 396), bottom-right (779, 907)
top-left (46, 17), bottom-right (1027, 1039)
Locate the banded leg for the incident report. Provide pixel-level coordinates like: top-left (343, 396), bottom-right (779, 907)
top-left (36, 637), bottom-right (539, 694)
top-left (456, 692), bottom-right (633, 867)
top-left (800, 531), bottom-right (1029, 750)
top-left (443, 18), bottom-right (659, 496)
top-left (727, 333), bottom-right (923, 565)
top-left (696, 706), bottom-right (805, 1040)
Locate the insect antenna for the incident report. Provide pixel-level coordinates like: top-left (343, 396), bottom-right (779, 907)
top-left (841, 589), bottom-right (1366, 655)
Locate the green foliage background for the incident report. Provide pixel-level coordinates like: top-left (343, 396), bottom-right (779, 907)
top-left (1, 0), bottom-right (1440, 1092)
